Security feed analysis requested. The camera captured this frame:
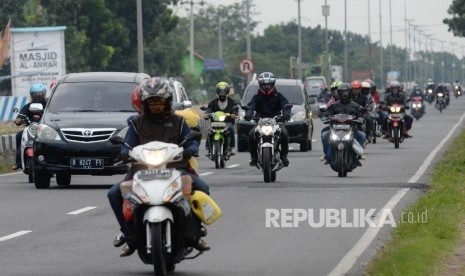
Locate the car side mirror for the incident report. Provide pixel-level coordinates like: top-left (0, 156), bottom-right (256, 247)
top-left (200, 106), bottom-right (207, 111)
top-left (183, 100), bottom-right (192, 108)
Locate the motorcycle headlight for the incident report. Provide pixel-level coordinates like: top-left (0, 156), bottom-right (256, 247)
top-left (342, 132), bottom-right (353, 141)
top-left (142, 148), bottom-right (167, 167)
top-left (330, 132), bottom-right (339, 141)
top-left (291, 111), bottom-right (306, 121)
top-left (36, 124), bottom-right (62, 141)
top-left (455, 86), bottom-right (459, 89)
top-left (132, 181), bottom-right (149, 204)
top-left (437, 93), bottom-right (444, 97)
top-left (163, 178), bottom-right (182, 203)
top-left (389, 106), bottom-right (401, 113)
top-left (260, 125), bottom-right (273, 136)
top-left (428, 89), bottom-right (432, 93)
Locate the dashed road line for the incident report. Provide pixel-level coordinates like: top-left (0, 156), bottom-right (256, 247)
top-left (67, 206), bottom-right (97, 215)
top-left (0, 230), bottom-right (32, 242)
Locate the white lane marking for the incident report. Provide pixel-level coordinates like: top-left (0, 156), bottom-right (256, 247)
top-left (328, 188), bottom-right (409, 276)
top-left (0, 230), bottom-right (32, 242)
top-left (312, 139), bottom-right (317, 142)
top-left (408, 110), bottom-right (465, 183)
top-left (67, 206), bottom-right (97, 215)
top-left (226, 164), bottom-right (240, 168)
top-left (199, 172), bottom-right (214, 177)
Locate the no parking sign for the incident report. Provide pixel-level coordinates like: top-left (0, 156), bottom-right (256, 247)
top-left (239, 59), bottom-right (254, 75)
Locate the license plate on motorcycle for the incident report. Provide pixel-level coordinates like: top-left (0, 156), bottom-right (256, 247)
top-left (138, 169), bottom-right (172, 180)
top-left (70, 158), bottom-right (104, 169)
top-left (210, 122), bottom-right (226, 128)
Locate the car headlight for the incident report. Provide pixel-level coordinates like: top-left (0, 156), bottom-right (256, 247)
top-left (36, 124), bottom-right (62, 141)
top-left (291, 111), bottom-right (306, 121)
top-left (260, 125), bottom-right (273, 136)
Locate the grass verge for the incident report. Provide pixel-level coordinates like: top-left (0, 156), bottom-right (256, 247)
top-left (365, 129), bottom-right (465, 275)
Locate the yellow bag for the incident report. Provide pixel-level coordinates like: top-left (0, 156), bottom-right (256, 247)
top-left (190, 191), bottom-right (222, 225)
top-left (175, 108), bottom-right (200, 128)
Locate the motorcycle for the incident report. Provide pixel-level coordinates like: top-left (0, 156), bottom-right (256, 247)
top-left (386, 104), bottom-right (406, 149)
top-left (14, 103), bottom-right (44, 183)
top-left (317, 100), bottom-right (327, 119)
top-left (435, 92), bottom-right (446, 113)
top-left (110, 132), bottom-right (221, 276)
top-left (425, 88), bottom-right (435, 104)
top-left (324, 114), bottom-right (364, 177)
top-left (201, 106), bottom-right (238, 169)
top-left (454, 85), bottom-right (462, 98)
top-left (410, 96), bottom-right (424, 121)
top-left (244, 104), bottom-right (292, 183)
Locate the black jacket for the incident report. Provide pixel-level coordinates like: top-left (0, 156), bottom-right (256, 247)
top-left (245, 89), bottom-right (290, 118)
top-left (206, 98), bottom-right (238, 116)
top-left (324, 100), bottom-right (365, 118)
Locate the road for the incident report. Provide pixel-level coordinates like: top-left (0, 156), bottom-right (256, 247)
top-left (1, 98), bottom-right (464, 276)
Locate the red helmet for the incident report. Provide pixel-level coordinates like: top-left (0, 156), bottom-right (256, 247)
top-left (131, 85), bottom-right (142, 114)
top-left (350, 80), bottom-right (362, 95)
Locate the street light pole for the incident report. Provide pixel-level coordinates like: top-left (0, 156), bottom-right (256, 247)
top-left (297, 0), bottom-right (303, 81)
top-left (189, 0), bottom-right (194, 74)
top-left (368, 0), bottom-right (372, 78)
top-left (245, 0), bottom-right (252, 82)
top-left (323, 1), bottom-right (330, 82)
top-left (389, 0), bottom-right (394, 71)
top-left (136, 0), bottom-right (144, 72)
top-left (344, 0), bottom-right (348, 81)
top-left (379, 0), bottom-right (384, 89)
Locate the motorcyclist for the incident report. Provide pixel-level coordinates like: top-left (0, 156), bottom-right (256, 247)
top-left (409, 85), bottom-right (425, 114)
top-left (12, 83), bottom-right (47, 170)
top-left (382, 80), bottom-right (413, 138)
top-left (320, 83), bottom-right (367, 166)
top-left (317, 83), bottom-right (332, 103)
top-left (352, 80), bottom-right (374, 143)
top-left (244, 72), bottom-right (291, 167)
top-left (435, 82), bottom-right (449, 106)
top-left (326, 80), bottom-right (343, 109)
top-left (204, 81), bottom-right (238, 156)
top-left (107, 77), bottom-right (210, 257)
top-left (425, 79), bottom-right (436, 102)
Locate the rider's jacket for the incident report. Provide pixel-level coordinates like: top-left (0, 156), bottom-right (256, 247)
top-left (245, 88), bottom-right (290, 118)
top-left (324, 100), bottom-right (365, 118)
top-left (205, 98), bottom-right (238, 120)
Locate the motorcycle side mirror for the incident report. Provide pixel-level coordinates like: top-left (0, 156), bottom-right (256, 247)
top-left (110, 136), bottom-right (125, 145)
top-left (283, 104), bottom-right (293, 110)
top-left (233, 106), bottom-right (240, 112)
top-left (200, 106), bottom-right (207, 111)
top-left (241, 105), bottom-right (249, 111)
top-left (179, 131), bottom-right (202, 147)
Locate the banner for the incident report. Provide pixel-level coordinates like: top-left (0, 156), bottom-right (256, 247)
top-left (0, 18), bottom-right (11, 67)
top-left (10, 26), bottom-right (66, 97)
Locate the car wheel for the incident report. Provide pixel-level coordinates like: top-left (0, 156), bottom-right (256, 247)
top-left (35, 170), bottom-right (51, 189)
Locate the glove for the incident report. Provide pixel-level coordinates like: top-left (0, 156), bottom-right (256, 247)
top-left (121, 152), bottom-right (129, 163)
top-left (183, 148), bottom-right (195, 160)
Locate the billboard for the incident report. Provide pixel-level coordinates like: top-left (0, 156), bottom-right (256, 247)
top-left (9, 26), bottom-right (66, 97)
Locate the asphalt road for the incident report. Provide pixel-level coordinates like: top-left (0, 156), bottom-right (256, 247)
top-left (1, 97), bottom-right (465, 276)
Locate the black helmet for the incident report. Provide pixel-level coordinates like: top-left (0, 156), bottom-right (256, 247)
top-left (337, 83), bottom-right (352, 104)
top-left (388, 80), bottom-right (401, 94)
top-left (215, 81), bottom-right (230, 102)
top-left (258, 72), bottom-right (276, 95)
top-left (140, 77), bottom-right (173, 119)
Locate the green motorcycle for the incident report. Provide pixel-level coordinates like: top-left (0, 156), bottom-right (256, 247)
top-left (201, 108), bottom-right (235, 169)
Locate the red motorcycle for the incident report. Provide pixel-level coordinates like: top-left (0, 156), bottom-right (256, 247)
top-left (410, 96), bottom-right (424, 121)
top-left (387, 104), bottom-right (405, 149)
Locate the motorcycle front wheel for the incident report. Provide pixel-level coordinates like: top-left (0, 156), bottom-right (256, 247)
top-left (151, 222), bottom-right (167, 276)
top-left (393, 127), bottom-right (400, 149)
top-left (262, 148), bottom-right (273, 183)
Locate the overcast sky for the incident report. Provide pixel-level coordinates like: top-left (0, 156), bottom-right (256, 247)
top-left (173, 0), bottom-right (464, 58)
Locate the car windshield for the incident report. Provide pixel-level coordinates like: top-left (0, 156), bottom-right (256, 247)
top-left (242, 84), bottom-right (304, 105)
top-left (47, 82), bottom-right (138, 113)
top-left (306, 79), bottom-right (324, 86)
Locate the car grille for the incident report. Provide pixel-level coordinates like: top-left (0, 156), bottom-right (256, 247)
top-left (61, 128), bottom-right (116, 143)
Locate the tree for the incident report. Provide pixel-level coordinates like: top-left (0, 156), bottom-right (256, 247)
top-left (444, 0), bottom-right (465, 37)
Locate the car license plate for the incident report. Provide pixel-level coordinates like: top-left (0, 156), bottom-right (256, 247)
top-left (138, 169), bottom-right (172, 180)
top-left (70, 158), bottom-right (104, 169)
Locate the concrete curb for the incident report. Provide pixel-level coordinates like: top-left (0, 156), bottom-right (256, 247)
top-left (0, 134), bottom-right (16, 167)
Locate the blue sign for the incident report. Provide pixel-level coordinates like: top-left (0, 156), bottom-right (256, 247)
top-left (204, 59), bottom-right (225, 70)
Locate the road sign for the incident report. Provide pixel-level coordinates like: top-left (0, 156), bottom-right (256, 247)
top-left (239, 59), bottom-right (254, 75)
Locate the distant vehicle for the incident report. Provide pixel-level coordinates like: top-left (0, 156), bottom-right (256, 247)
top-left (237, 78), bottom-right (314, 152)
top-left (33, 72), bottom-right (150, 189)
top-left (304, 76), bottom-right (327, 100)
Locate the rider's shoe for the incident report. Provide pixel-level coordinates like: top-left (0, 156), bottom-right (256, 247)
top-left (229, 148), bottom-right (235, 156)
top-left (120, 244), bottom-right (136, 257)
top-left (113, 232), bottom-right (125, 247)
top-left (281, 155), bottom-right (290, 167)
top-left (194, 239), bottom-right (210, 251)
top-left (249, 158), bottom-right (257, 167)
